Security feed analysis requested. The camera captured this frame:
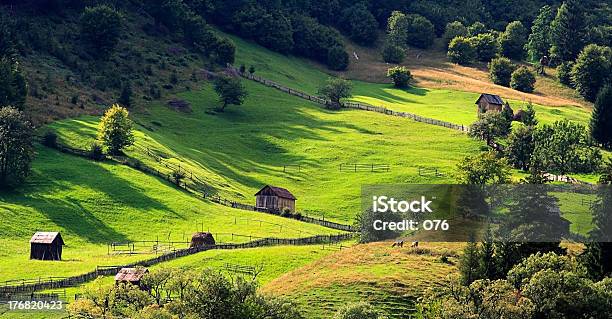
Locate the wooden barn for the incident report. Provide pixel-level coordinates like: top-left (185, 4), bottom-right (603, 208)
top-left (475, 93), bottom-right (504, 113)
top-left (30, 232), bottom-right (65, 261)
top-left (255, 185), bottom-right (297, 213)
top-left (115, 267), bottom-right (149, 287)
top-left (190, 232), bottom-right (216, 248)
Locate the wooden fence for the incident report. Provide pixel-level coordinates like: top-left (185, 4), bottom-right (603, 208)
top-left (418, 166), bottom-right (443, 177)
top-left (339, 163), bottom-right (390, 172)
top-left (0, 233), bottom-right (354, 294)
top-left (224, 67), bottom-right (470, 133)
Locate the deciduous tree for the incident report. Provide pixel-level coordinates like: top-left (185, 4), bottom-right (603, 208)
top-left (499, 21), bottom-right (527, 60)
top-left (571, 44), bottom-right (612, 101)
top-left (213, 75), bottom-right (248, 112)
top-left (97, 104), bottom-right (135, 155)
top-left (0, 107), bottom-right (34, 189)
top-left (318, 78), bottom-right (352, 109)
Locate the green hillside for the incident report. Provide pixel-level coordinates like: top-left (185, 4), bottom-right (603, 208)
top-left (48, 80), bottom-right (484, 221)
top-left (0, 147), bottom-right (340, 282)
top-left (225, 31), bottom-right (591, 126)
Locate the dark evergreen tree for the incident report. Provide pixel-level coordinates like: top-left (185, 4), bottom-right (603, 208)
top-left (550, 0), bottom-right (587, 62)
top-left (526, 5), bottom-right (554, 61)
top-left (479, 227), bottom-right (497, 279)
top-left (0, 57), bottom-right (27, 110)
top-left (590, 85), bottom-right (612, 148)
top-left (460, 234), bottom-right (482, 285)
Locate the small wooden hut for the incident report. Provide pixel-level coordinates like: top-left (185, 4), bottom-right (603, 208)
top-left (190, 232), bottom-right (216, 248)
top-left (30, 232), bottom-right (65, 261)
top-left (255, 185), bottom-right (297, 213)
top-left (475, 93), bottom-right (504, 113)
top-left (115, 267), bottom-right (149, 287)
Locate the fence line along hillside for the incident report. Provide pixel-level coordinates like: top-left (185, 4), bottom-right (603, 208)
top-left (42, 141), bottom-right (357, 232)
top-left (214, 67), bottom-right (470, 133)
top-left (0, 234), bottom-right (354, 295)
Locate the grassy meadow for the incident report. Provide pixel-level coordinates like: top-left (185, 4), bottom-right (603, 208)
top-left (225, 30), bottom-right (592, 127)
top-left (48, 80), bottom-right (484, 221)
top-left (0, 147), bottom-right (340, 282)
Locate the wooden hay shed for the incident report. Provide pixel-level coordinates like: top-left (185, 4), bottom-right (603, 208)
top-left (30, 232), bottom-right (65, 261)
top-left (190, 232), bottom-right (216, 248)
top-left (476, 93), bottom-right (504, 113)
top-left (115, 267), bottom-right (149, 287)
top-left (255, 185), bottom-right (297, 213)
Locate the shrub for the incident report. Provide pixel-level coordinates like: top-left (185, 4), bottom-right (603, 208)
top-left (42, 130), bottom-right (58, 148)
top-left (443, 21), bottom-right (468, 47)
top-left (387, 66), bottom-right (412, 88)
top-left (213, 38), bottom-right (236, 65)
top-left (89, 142), bottom-right (104, 161)
top-left (381, 43), bottom-right (405, 64)
top-left (171, 170), bottom-right (185, 185)
top-left (118, 82), bottom-right (132, 107)
top-left (488, 57), bottom-right (516, 87)
top-left (281, 208), bottom-right (292, 217)
top-left (405, 14), bottom-right (435, 49)
top-left (248, 65), bottom-right (255, 74)
top-left (471, 33), bottom-right (499, 62)
top-left (557, 62), bottom-right (574, 86)
top-left (447, 36), bottom-right (476, 65)
top-left (334, 302), bottom-right (386, 319)
top-left (80, 5), bottom-right (123, 58)
top-left (327, 46), bottom-right (349, 71)
top-left (510, 67), bottom-right (536, 92)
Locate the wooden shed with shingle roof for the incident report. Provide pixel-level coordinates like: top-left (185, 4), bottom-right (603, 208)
top-left (255, 185), bottom-right (297, 213)
top-left (115, 267), bottom-right (149, 287)
top-left (476, 93), bottom-right (504, 113)
top-left (30, 232), bottom-right (65, 261)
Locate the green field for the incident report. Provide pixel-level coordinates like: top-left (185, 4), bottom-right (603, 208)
top-left (225, 30), bottom-right (591, 127)
top-left (0, 147), bottom-right (340, 282)
top-left (49, 80), bottom-right (484, 221)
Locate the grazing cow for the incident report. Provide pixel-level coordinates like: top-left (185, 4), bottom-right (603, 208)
top-left (411, 241), bottom-right (419, 248)
top-left (391, 241), bottom-right (404, 248)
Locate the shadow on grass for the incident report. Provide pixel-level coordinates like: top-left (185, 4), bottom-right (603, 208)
top-left (1, 147), bottom-right (184, 244)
